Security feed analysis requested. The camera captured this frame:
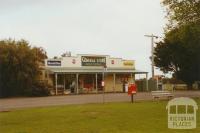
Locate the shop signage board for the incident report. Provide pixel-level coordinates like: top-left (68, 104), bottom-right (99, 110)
top-left (47, 60), bottom-right (61, 66)
top-left (81, 56), bottom-right (106, 66)
top-left (123, 61), bottom-right (134, 66)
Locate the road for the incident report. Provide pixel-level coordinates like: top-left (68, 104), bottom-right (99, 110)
top-left (0, 91), bottom-right (200, 111)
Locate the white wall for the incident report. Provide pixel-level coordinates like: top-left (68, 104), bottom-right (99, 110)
top-left (45, 54), bottom-right (135, 69)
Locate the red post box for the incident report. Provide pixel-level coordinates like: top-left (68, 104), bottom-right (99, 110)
top-left (128, 83), bottom-right (137, 103)
top-left (128, 83), bottom-right (137, 95)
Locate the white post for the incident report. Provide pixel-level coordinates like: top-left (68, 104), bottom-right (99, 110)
top-left (102, 66), bottom-right (105, 103)
top-left (146, 73), bottom-right (148, 91)
top-left (113, 73), bottom-right (116, 92)
top-left (64, 74), bottom-right (66, 91)
top-left (102, 65), bottom-right (107, 103)
top-left (151, 35), bottom-right (155, 78)
top-left (144, 34), bottom-right (159, 78)
top-left (96, 73), bottom-right (98, 93)
top-left (55, 73), bottom-right (58, 95)
top-left (76, 73), bottom-right (79, 94)
top-left (92, 75), bottom-right (94, 92)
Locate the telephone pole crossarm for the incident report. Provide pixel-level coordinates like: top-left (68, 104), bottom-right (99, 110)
top-left (144, 34), bottom-right (160, 78)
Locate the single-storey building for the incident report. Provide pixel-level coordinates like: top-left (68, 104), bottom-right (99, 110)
top-left (42, 54), bottom-right (148, 95)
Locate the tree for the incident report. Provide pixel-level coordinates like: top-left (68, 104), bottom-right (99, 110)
top-left (162, 0), bottom-right (200, 29)
top-left (154, 23), bottom-right (200, 87)
top-left (154, 0), bottom-right (200, 88)
top-left (0, 39), bottom-right (47, 97)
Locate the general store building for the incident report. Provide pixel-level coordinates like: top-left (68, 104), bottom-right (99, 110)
top-left (44, 54), bottom-right (148, 95)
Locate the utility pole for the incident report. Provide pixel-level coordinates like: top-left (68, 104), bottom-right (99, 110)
top-left (144, 34), bottom-right (159, 78)
top-left (102, 65), bottom-right (107, 103)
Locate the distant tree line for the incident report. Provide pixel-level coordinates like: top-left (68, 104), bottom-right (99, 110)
top-left (0, 39), bottom-right (49, 97)
top-left (154, 0), bottom-right (200, 88)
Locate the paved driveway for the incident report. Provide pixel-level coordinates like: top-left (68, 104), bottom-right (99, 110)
top-left (0, 91), bottom-right (200, 111)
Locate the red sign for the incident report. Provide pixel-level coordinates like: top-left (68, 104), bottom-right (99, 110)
top-left (128, 83), bottom-right (137, 95)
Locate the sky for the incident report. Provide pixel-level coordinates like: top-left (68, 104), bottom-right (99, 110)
top-left (0, 0), bottom-right (167, 77)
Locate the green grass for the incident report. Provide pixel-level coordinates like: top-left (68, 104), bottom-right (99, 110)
top-left (0, 100), bottom-right (200, 133)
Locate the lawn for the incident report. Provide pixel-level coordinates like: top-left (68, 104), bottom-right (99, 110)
top-left (0, 100), bottom-right (200, 133)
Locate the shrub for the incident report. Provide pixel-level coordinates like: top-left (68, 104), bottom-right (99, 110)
top-left (26, 82), bottom-right (51, 97)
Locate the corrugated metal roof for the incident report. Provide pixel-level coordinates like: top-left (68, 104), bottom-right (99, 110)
top-left (45, 67), bottom-right (148, 74)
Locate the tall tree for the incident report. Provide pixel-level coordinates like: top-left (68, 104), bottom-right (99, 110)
top-left (162, 0), bottom-right (200, 29)
top-left (154, 0), bottom-right (200, 87)
top-left (0, 39), bottom-right (47, 97)
top-left (154, 23), bottom-right (200, 87)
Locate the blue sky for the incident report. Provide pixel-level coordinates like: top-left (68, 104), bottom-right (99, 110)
top-left (0, 0), bottom-right (167, 77)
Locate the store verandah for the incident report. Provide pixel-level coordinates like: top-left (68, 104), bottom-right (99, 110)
top-left (47, 71), bottom-right (148, 95)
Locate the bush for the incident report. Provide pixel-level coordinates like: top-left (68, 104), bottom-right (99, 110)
top-left (0, 39), bottom-right (47, 97)
top-left (26, 82), bottom-right (51, 97)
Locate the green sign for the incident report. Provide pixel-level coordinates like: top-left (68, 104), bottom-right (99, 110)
top-left (81, 56), bottom-right (106, 66)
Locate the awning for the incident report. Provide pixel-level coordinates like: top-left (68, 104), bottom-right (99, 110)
top-left (45, 67), bottom-right (148, 74)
